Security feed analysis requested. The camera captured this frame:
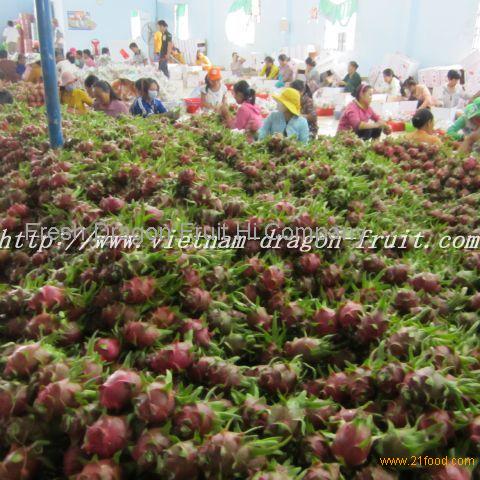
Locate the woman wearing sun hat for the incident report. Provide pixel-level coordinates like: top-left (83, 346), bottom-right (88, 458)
top-left (447, 97), bottom-right (480, 153)
top-left (201, 67), bottom-right (227, 110)
top-left (258, 87), bottom-right (310, 144)
top-left (59, 71), bottom-right (93, 114)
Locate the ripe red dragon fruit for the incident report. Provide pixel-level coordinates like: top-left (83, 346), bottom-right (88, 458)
top-left (0, 445), bottom-right (39, 480)
top-left (303, 462), bottom-right (341, 480)
top-left (132, 428), bottom-right (171, 470)
top-left (174, 402), bottom-right (216, 439)
top-left (4, 343), bottom-right (51, 377)
top-left (284, 337), bottom-right (325, 364)
top-left (386, 327), bottom-right (422, 359)
top-left (241, 396), bottom-right (270, 428)
top-left (94, 338), bottom-right (121, 362)
top-left (394, 290), bottom-right (420, 314)
top-left (298, 253), bottom-right (322, 274)
top-left (302, 434), bottom-right (331, 463)
top-left (121, 277), bottom-right (156, 304)
top-left (25, 312), bottom-right (60, 338)
top-left (258, 363), bottom-right (297, 395)
top-left (162, 441), bottom-right (199, 480)
top-left (401, 367), bottom-right (447, 404)
top-left (189, 357), bottom-right (242, 390)
top-left (178, 169), bottom-right (196, 186)
top-left (354, 466), bottom-right (399, 479)
top-left (149, 306), bottom-right (178, 328)
top-left (63, 445), bottom-right (86, 477)
top-left (180, 319), bottom-right (212, 347)
top-left (247, 307), bottom-right (272, 331)
top-left (337, 301), bottom-right (363, 329)
top-left (431, 466), bottom-right (471, 480)
top-left (0, 382), bottom-right (28, 420)
top-left (331, 421), bottom-right (372, 467)
top-left (100, 369), bottom-right (142, 412)
top-left (83, 415), bottom-right (130, 458)
top-left (75, 460), bottom-right (122, 480)
top-left (376, 363), bottom-right (405, 397)
top-left (463, 156), bottom-right (478, 172)
top-left (469, 416), bottom-right (480, 445)
top-left (183, 287), bottom-right (212, 313)
top-left (260, 265), bottom-right (285, 292)
top-left (280, 301), bottom-right (305, 328)
top-left (101, 303), bottom-right (139, 327)
top-left (470, 293), bottom-right (480, 311)
top-left (362, 255), bottom-right (386, 274)
top-left (34, 379), bottom-right (81, 418)
top-left (7, 203), bottom-right (29, 218)
top-left (323, 372), bottom-right (350, 404)
top-left (409, 273), bottom-right (441, 294)
top-left (382, 264), bottom-right (410, 285)
top-left (181, 266), bottom-right (202, 287)
top-left (384, 399), bottom-right (408, 427)
top-left (312, 307), bottom-right (338, 336)
top-left (28, 285), bottom-right (66, 312)
top-left (349, 368), bottom-right (374, 405)
top-left (123, 321), bottom-right (161, 348)
top-left (99, 196), bottom-right (125, 214)
top-left (136, 381), bottom-right (175, 424)
top-left (418, 409), bottom-right (454, 445)
top-left (355, 311), bottom-right (388, 344)
top-left (149, 341), bottom-right (194, 374)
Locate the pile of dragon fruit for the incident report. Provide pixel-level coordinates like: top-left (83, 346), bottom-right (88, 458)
top-left (0, 100), bottom-right (479, 480)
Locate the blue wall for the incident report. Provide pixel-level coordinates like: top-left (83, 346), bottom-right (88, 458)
top-left (0, 0), bottom-right (33, 37)
top-left (46, 0), bottom-right (480, 71)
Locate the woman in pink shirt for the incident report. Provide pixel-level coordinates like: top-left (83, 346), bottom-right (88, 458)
top-left (220, 80), bottom-right (263, 141)
top-left (337, 84), bottom-right (391, 140)
top-left (403, 77), bottom-right (435, 110)
top-left (83, 49), bottom-right (96, 68)
top-left (92, 81), bottom-right (129, 118)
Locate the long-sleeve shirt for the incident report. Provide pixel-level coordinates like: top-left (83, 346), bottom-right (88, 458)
top-left (441, 84), bottom-right (469, 109)
top-left (338, 100), bottom-right (380, 132)
top-left (260, 64), bottom-right (279, 80)
top-left (94, 99), bottom-right (129, 118)
top-left (343, 72), bottom-right (362, 94)
top-left (232, 102), bottom-right (263, 132)
top-left (447, 116), bottom-right (478, 140)
top-left (130, 96), bottom-right (167, 117)
top-left (259, 111), bottom-right (310, 144)
top-left (278, 64), bottom-right (294, 83)
top-left (60, 89), bottom-right (94, 114)
top-left (378, 77), bottom-right (401, 97)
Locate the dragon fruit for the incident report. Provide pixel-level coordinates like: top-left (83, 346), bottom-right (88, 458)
top-left (136, 381), bottom-right (175, 424)
top-left (28, 285), bottom-right (66, 312)
top-left (376, 363), bottom-right (405, 397)
top-left (247, 307), bottom-right (273, 331)
top-left (354, 466), bottom-right (399, 480)
top-left (174, 402), bottom-right (216, 438)
top-left (260, 265), bottom-right (285, 292)
top-left (75, 460), bottom-right (122, 480)
top-left (410, 272), bottom-right (441, 293)
top-left (331, 421), bottom-right (372, 467)
top-left (242, 396), bottom-right (270, 428)
top-left (303, 463), bottom-right (341, 480)
top-left (384, 399), bottom-right (408, 427)
top-left (312, 307), bottom-right (338, 336)
top-left (258, 363), bottom-right (297, 395)
top-left (337, 300), bottom-right (363, 329)
top-left (99, 196), bottom-right (125, 214)
top-left (401, 367), bottom-right (448, 404)
top-left (298, 253), bottom-right (322, 274)
top-left (348, 368), bottom-right (374, 405)
top-left (26, 313), bottom-right (60, 338)
top-left (131, 428), bottom-right (171, 470)
top-left (386, 327), bottom-right (422, 359)
top-left (99, 369), bottom-right (142, 412)
top-left (123, 321), bottom-right (161, 348)
top-left (323, 372), bottom-right (350, 404)
top-left (4, 343), bottom-right (51, 377)
top-left (121, 277), bottom-right (156, 304)
top-left (149, 341), bottom-right (193, 374)
top-left (34, 379), bottom-right (81, 418)
top-left (183, 287), bottom-right (212, 312)
top-left (162, 441), bottom-right (199, 480)
top-left (83, 415), bottom-right (130, 458)
top-left (63, 445), bottom-right (86, 477)
top-left (382, 264), bottom-right (410, 285)
top-left (431, 466), bottom-right (471, 480)
top-left (355, 311), bottom-right (388, 344)
top-left (189, 356), bottom-right (242, 389)
top-left (149, 306), bottom-right (178, 327)
top-left (0, 445), bottom-right (39, 480)
top-left (101, 303), bottom-right (139, 327)
top-left (284, 337), bottom-right (327, 364)
top-left (94, 338), bottom-right (121, 362)
top-left (394, 290), bottom-right (420, 314)
top-left (180, 319), bottom-right (212, 347)
top-left (280, 301), bottom-right (305, 328)
top-left (301, 434), bottom-right (331, 463)
top-left (418, 409), bottom-right (454, 445)
top-left (0, 381), bottom-right (28, 419)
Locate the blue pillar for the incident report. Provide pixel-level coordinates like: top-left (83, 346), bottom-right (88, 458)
top-left (35, 0), bottom-right (64, 149)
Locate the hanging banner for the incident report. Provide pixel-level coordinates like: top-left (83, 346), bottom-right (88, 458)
top-left (229, 0), bottom-right (253, 15)
top-left (318, 0), bottom-right (358, 24)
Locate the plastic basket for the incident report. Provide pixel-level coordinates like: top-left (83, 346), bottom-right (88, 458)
top-left (387, 121), bottom-right (406, 132)
top-left (317, 107), bottom-right (334, 117)
top-left (184, 98), bottom-right (202, 114)
top-left (257, 93), bottom-right (269, 100)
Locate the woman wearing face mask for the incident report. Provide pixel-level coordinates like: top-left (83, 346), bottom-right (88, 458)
top-left (337, 84), bottom-right (391, 140)
top-left (93, 80), bottom-right (129, 118)
top-left (130, 78), bottom-right (167, 117)
top-left (201, 68), bottom-right (227, 110)
top-left (258, 87), bottom-right (310, 144)
top-left (59, 71), bottom-right (93, 114)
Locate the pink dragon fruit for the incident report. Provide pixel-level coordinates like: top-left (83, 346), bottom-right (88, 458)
top-left (431, 466), bottom-right (471, 480)
top-left (149, 341), bottom-right (194, 374)
top-left (303, 463), bottom-right (341, 480)
top-left (75, 460), bottom-right (122, 480)
top-left (99, 369), bottom-right (142, 412)
top-left (149, 306), bottom-right (178, 328)
top-left (162, 441), bottom-right (199, 479)
top-left (258, 363), bottom-right (297, 395)
top-left (83, 415), bottom-right (130, 458)
top-left (4, 343), bottom-right (51, 377)
top-left (418, 409), bottom-right (454, 445)
top-left (410, 273), bottom-right (441, 294)
top-left (0, 445), bottom-right (39, 480)
top-left (337, 301), bottom-right (363, 329)
top-left (131, 428), bottom-right (171, 470)
top-left (0, 381), bottom-right (28, 419)
top-left (94, 338), bottom-right (121, 362)
top-left (174, 402), bottom-right (216, 439)
top-left (28, 285), bottom-right (66, 312)
top-left (99, 196), bottom-right (125, 214)
top-left (135, 381), bottom-right (175, 424)
top-left (63, 445), bottom-right (86, 477)
top-left (121, 277), bottom-right (156, 304)
top-left (180, 319), bottom-right (212, 347)
top-left (331, 421), bottom-right (372, 467)
top-left (123, 321), bottom-right (161, 348)
top-left (260, 265), bottom-right (285, 292)
top-left (323, 372), bottom-right (350, 404)
top-left (312, 307), bottom-right (338, 336)
top-left (298, 253), bottom-right (322, 274)
top-left (355, 311), bottom-right (388, 344)
top-left (183, 287), bottom-right (212, 313)
top-left (247, 307), bottom-right (273, 331)
top-left (34, 379), bottom-right (81, 418)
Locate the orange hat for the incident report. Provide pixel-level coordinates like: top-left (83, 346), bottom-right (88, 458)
top-left (208, 67), bottom-right (222, 81)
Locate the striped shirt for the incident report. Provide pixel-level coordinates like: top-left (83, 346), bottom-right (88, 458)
top-left (130, 97), bottom-right (168, 117)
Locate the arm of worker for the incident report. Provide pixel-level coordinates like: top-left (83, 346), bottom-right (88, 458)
top-left (258, 115), bottom-right (273, 140)
top-left (459, 128), bottom-right (480, 154)
top-left (79, 90), bottom-right (94, 108)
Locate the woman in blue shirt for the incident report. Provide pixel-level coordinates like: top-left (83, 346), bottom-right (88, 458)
top-left (258, 87), bottom-right (310, 144)
top-left (131, 78), bottom-right (168, 118)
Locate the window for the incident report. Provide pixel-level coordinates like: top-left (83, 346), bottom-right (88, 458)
top-left (174, 4), bottom-right (189, 41)
top-left (324, 13), bottom-right (356, 51)
top-left (225, 0), bottom-right (260, 46)
top-left (473, 1), bottom-right (480, 49)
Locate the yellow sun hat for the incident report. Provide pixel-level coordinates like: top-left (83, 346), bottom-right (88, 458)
top-left (272, 87), bottom-right (301, 116)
